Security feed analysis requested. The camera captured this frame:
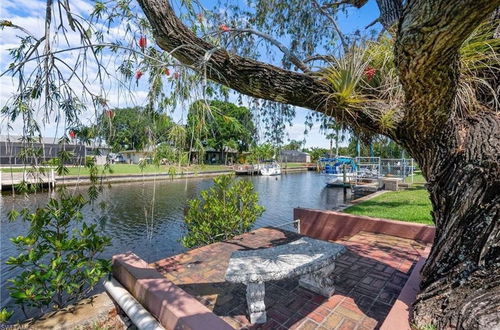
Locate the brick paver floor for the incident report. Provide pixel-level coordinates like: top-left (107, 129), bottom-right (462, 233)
top-left (153, 228), bottom-right (428, 329)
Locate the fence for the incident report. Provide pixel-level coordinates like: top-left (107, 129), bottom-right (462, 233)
top-left (354, 157), bottom-right (415, 185)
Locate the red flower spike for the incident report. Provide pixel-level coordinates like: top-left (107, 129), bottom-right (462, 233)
top-left (219, 24), bottom-right (230, 32)
top-left (364, 67), bottom-right (377, 81)
top-left (135, 70), bottom-right (143, 80)
top-left (164, 68), bottom-right (170, 76)
top-left (173, 72), bottom-right (180, 79)
top-left (138, 36), bottom-right (147, 51)
top-left (69, 130), bottom-right (76, 139)
top-left (106, 110), bottom-right (114, 119)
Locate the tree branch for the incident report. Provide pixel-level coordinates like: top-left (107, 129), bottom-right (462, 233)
top-left (136, 0), bottom-right (398, 137)
top-left (137, 0), bottom-right (324, 109)
top-left (311, 0), bottom-right (349, 52)
top-left (395, 0), bottom-right (500, 137)
top-left (219, 28), bottom-right (310, 73)
top-left (322, 0), bottom-right (368, 9)
top-left (375, 0), bottom-right (402, 31)
top-left (304, 55), bottom-right (336, 64)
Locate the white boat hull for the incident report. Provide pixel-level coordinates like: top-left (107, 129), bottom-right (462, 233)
top-left (260, 164), bottom-right (281, 176)
top-left (323, 173), bottom-right (354, 186)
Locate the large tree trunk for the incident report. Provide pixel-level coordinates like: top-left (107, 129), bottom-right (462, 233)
top-left (136, 0), bottom-right (500, 327)
top-left (407, 113), bottom-right (500, 329)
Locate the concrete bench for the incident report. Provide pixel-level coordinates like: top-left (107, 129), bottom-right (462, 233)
top-left (225, 237), bottom-right (346, 324)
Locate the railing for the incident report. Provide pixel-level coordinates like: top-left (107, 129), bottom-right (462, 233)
top-left (354, 157), bottom-right (415, 185)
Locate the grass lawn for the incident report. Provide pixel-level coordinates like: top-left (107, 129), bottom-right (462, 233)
top-left (68, 164), bottom-right (231, 175)
top-left (343, 187), bottom-right (433, 225)
top-left (282, 162), bottom-right (311, 168)
top-left (1, 163), bottom-right (312, 175)
top-left (1, 164), bottom-right (232, 175)
top-left (410, 172), bottom-right (426, 185)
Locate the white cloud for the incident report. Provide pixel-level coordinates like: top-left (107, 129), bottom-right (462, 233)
top-left (0, 0), bottom-right (344, 148)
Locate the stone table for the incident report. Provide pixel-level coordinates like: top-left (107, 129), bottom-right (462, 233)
top-left (225, 237), bottom-right (346, 324)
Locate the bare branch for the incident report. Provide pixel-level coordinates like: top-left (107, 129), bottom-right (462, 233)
top-left (311, 0), bottom-right (349, 52)
top-left (303, 55), bottom-right (336, 64)
top-left (137, 0), bottom-right (323, 109)
top-left (322, 0), bottom-right (369, 9)
top-left (364, 18), bottom-right (379, 30)
top-left (218, 28), bottom-right (310, 73)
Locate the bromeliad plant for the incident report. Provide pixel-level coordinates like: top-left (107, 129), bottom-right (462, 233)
top-left (6, 190), bottom-right (111, 316)
top-left (181, 175), bottom-right (264, 248)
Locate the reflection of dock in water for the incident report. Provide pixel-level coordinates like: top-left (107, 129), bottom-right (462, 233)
top-left (0, 169), bottom-right (55, 191)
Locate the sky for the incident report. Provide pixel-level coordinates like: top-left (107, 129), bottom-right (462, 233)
top-left (0, 0), bottom-right (381, 148)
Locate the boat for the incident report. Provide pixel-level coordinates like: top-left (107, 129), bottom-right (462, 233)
top-left (260, 162), bottom-right (281, 176)
top-left (319, 157), bottom-right (357, 187)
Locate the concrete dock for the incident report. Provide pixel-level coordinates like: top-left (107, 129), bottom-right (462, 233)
top-left (0, 169), bottom-right (55, 191)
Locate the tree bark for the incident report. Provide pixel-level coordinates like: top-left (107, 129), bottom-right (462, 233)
top-left (407, 112), bottom-right (500, 329)
top-left (136, 0), bottom-right (500, 328)
top-left (136, 0), bottom-right (397, 136)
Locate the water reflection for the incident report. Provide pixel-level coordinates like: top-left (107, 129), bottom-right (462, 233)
top-left (0, 171), bottom-right (350, 311)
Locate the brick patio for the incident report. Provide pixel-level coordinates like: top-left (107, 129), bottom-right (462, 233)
top-left (153, 228), bottom-right (428, 329)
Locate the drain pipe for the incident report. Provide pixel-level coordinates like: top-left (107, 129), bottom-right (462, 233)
top-left (104, 278), bottom-right (164, 330)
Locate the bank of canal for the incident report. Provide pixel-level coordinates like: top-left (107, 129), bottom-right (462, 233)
top-left (0, 171), bottom-right (351, 314)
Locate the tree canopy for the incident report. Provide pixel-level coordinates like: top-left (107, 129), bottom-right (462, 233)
top-left (1, 0), bottom-right (499, 328)
top-left (282, 139), bottom-right (304, 151)
top-left (187, 100), bottom-right (256, 154)
top-left (96, 107), bottom-right (174, 151)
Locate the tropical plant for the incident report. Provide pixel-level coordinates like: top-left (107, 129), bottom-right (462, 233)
top-left (282, 139), bottom-right (304, 151)
top-left (307, 147), bottom-right (329, 162)
top-left (187, 100), bottom-right (256, 164)
top-left (248, 144), bottom-right (276, 163)
top-left (2, 0), bottom-right (500, 327)
top-left (0, 308), bottom-right (13, 323)
top-left (181, 175), bottom-right (264, 248)
top-left (3, 149), bottom-right (111, 318)
top-left (6, 190), bottom-right (111, 316)
top-left (96, 107), bottom-right (174, 152)
top-left (319, 49), bottom-right (369, 115)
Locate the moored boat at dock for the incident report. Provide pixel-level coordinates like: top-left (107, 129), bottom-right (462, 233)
top-left (260, 162), bottom-right (281, 176)
top-left (318, 157), bottom-right (356, 187)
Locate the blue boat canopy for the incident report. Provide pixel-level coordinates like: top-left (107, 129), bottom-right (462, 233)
top-left (319, 157), bottom-right (357, 173)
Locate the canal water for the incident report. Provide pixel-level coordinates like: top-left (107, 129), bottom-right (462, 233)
top-left (0, 171), bottom-right (350, 314)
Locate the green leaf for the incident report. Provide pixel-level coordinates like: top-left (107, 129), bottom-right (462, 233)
top-left (0, 308), bottom-right (14, 322)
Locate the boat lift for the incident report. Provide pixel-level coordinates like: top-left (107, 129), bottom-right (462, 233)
top-left (318, 157), bottom-right (415, 190)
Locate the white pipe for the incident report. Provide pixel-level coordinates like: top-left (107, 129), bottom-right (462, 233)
top-left (104, 278), bottom-right (165, 330)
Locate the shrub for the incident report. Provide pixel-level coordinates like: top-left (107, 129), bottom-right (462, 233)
top-left (6, 191), bottom-right (111, 316)
top-left (181, 175), bottom-right (264, 248)
top-left (44, 157), bottom-right (61, 166)
top-left (85, 156), bottom-right (95, 165)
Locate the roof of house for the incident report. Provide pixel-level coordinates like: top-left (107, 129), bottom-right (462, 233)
top-left (0, 135), bottom-right (75, 145)
top-left (0, 135), bottom-right (110, 149)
